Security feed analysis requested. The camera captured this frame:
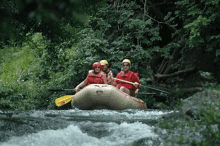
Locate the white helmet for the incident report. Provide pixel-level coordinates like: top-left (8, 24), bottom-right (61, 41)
top-left (122, 59), bottom-right (131, 67)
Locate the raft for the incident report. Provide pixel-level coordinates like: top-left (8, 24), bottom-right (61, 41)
top-left (71, 84), bottom-right (147, 110)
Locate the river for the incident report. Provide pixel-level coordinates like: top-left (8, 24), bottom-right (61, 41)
top-left (0, 109), bottom-right (180, 146)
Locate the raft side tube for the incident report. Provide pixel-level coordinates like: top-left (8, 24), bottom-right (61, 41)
top-left (86, 84), bottom-right (112, 109)
top-left (71, 84), bottom-right (147, 110)
top-left (71, 86), bottom-right (92, 110)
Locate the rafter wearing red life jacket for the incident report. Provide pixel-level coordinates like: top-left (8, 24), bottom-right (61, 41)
top-left (115, 71), bottom-right (140, 94)
top-left (87, 70), bottom-right (106, 85)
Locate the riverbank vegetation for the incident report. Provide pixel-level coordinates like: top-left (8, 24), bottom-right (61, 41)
top-left (1, 0), bottom-right (220, 145)
top-left (156, 87), bottom-right (220, 145)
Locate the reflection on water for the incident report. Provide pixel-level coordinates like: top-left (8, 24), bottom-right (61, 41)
top-left (0, 109), bottom-right (174, 146)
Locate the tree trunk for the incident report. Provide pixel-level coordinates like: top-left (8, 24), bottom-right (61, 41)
top-left (155, 67), bottom-right (196, 79)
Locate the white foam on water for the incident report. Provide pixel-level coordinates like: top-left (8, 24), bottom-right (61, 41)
top-left (20, 109), bottom-right (174, 120)
top-left (0, 110), bottom-right (172, 146)
top-left (116, 110), bottom-right (174, 119)
top-left (0, 121), bottom-right (160, 146)
top-left (101, 121), bottom-right (159, 145)
top-left (69, 109), bottom-right (174, 119)
top-left (0, 124), bottom-right (100, 146)
top-left (29, 111), bottom-right (45, 118)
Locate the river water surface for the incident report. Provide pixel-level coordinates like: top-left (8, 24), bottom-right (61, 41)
top-left (0, 109), bottom-right (184, 146)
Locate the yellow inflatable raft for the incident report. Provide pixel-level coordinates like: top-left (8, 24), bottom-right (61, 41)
top-left (71, 84), bottom-right (147, 110)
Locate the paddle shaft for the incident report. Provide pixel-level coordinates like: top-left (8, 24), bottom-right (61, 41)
top-left (112, 77), bottom-right (135, 85)
top-left (112, 77), bottom-right (170, 95)
top-left (140, 85), bottom-right (170, 95)
top-left (49, 89), bottom-right (75, 91)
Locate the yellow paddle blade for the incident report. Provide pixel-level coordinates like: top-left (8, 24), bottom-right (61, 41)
top-left (55, 95), bottom-right (73, 107)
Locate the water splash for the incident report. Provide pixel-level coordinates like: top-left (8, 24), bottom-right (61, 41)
top-left (0, 109), bottom-right (172, 146)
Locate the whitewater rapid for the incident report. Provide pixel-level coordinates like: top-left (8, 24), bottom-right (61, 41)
top-left (0, 109), bottom-right (174, 146)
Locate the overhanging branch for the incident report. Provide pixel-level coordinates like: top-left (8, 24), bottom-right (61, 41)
top-left (155, 67), bottom-right (196, 79)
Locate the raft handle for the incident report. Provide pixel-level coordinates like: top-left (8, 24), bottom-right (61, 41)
top-left (96, 90), bottom-right (103, 93)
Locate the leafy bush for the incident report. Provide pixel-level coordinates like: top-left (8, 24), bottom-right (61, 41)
top-left (0, 33), bottom-right (62, 110)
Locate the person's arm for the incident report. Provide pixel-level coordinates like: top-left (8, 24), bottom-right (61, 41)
top-left (114, 73), bottom-right (120, 84)
top-left (108, 71), bottom-right (118, 86)
top-left (75, 76), bottom-right (88, 92)
top-left (132, 73), bottom-right (140, 88)
top-left (102, 74), bottom-right (107, 84)
top-left (111, 80), bottom-right (118, 87)
top-left (110, 72), bottom-right (120, 86)
top-left (106, 72), bottom-right (112, 84)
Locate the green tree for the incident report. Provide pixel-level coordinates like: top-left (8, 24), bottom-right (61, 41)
top-left (0, 0), bottom-right (103, 43)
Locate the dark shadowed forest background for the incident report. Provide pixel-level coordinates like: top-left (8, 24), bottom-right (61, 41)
top-left (1, 0), bottom-right (220, 110)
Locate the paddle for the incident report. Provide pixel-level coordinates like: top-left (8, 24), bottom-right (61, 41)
top-left (48, 89), bottom-right (75, 91)
top-left (55, 95), bottom-right (74, 106)
top-left (112, 77), bottom-right (170, 96)
top-left (138, 92), bottom-right (156, 95)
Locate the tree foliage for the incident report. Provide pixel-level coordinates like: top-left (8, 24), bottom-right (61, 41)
top-left (175, 0), bottom-right (220, 55)
top-left (0, 0), bottom-right (102, 43)
top-left (1, 0), bottom-right (220, 111)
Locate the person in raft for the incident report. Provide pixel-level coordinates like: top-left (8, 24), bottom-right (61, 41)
top-left (100, 60), bottom-right (117, 86)
top-left (75, 62), bottom-right (107, 92)
top-left (113, 59), bottom-right (140, 95)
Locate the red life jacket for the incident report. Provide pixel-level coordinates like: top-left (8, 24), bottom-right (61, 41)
top-left (116, 71), bottom-right (140, 91)
top-left (87, 70), bottom-right (105, 85)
